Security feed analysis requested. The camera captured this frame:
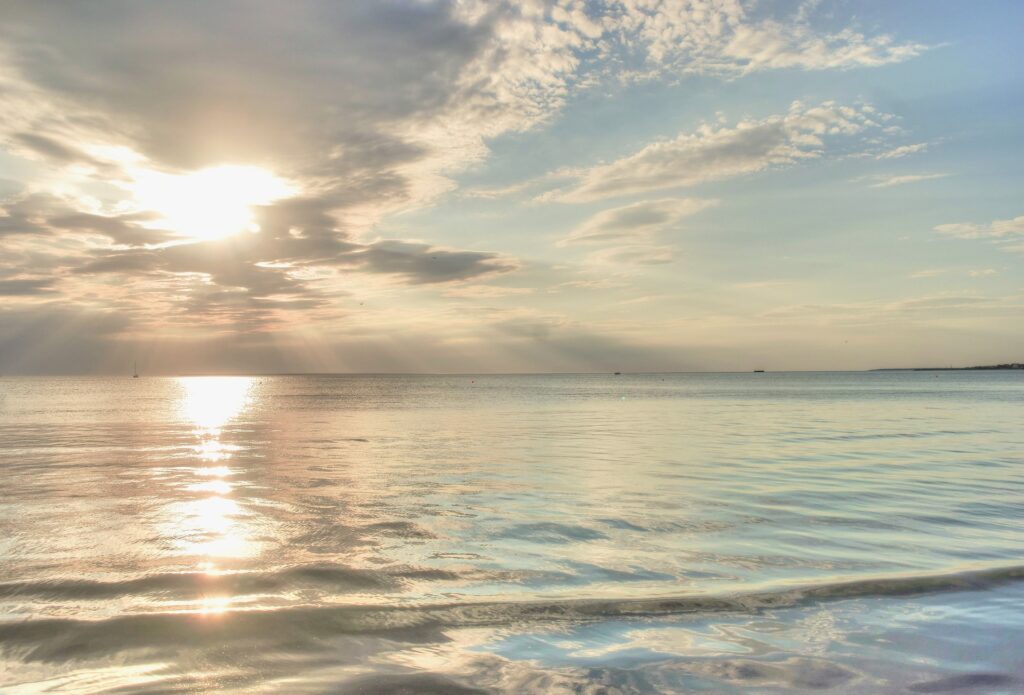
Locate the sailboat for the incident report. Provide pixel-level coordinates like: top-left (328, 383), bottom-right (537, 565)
top-left (133, 361), bottom-right (139, 378)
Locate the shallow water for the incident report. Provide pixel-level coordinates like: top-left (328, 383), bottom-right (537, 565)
top-left (1, 372), bottom-right (1022, 693)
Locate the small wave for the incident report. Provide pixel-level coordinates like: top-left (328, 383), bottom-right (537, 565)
top-left (2, 565), bottom-right (1022, 661)
top-left (0, 563), bottom-right (461, 601)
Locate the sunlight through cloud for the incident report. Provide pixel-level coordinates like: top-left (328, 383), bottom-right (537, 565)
top-left (128, 165), bottom-right (294, 241)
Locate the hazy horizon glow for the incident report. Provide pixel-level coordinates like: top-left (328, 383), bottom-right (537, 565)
top-left (0, 1), bottom-right (1021, 374)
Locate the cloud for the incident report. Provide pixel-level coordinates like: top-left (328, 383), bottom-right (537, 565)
top-left (0, 1), bottom-right (597, 196)
top-left (910, 267), bottom-right (998, 280)
top-left (0, 277), bottom-right (57, 296)
top-left (867, 172), bottom-right (949, 188)
top-left (9, 132), bottom-right (115, 174)
top-left (585, 245), bottom-right (675, 266)
top-left (559, 197), bottom-right (714, 268)
top-left (762, 293), bottom-right (1020, 325)
top-left (876, 143), bottom-right (928, 159)
top-left (442, 285), bottom-right (535, 298)
top-left (332, 240), bottom-right (519, 285)
top-left (0, 188), bottom-right (520, 335)
top-left (0, 2), bottom-right (925, 209)
top-left (606, 0), bottom-right (926, 78)
top-left (462, 170), bottom-right (576, 200)
top-left (934, 215), bottom-right (1024, 253)
top-left (934, 215), bottom-right (1024, 240)
top-left (561, 198), bottom-right (715, 245)
top-left (548, 277), bottom-right (630, 292)
top-left (720, 22), bottom-right (925, 73)
top-left (547, 102), bottom-right (886, 202)
top-left (49, 211), bottom-right (175, 246)
top-left (0, 191), bottom-right (174, 244)
top-left (0, 193), bottom-right (64, 237)
top-left (1, 2), bottom-right (579, 339)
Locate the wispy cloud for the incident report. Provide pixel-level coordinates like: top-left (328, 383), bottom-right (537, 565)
top-left (763, 293), bottom-right (1019, 325)
top-left (560, 198), bottom-right (715, 246)
top-left (585, 245), bottom-right (675, 266)
top-left (935, 215), bottom-right (1024, 240)
top-left (934, 215), bottom-right (1024, 253)
top-left (909, 268), bottom-right (999, 279)
top-left (876, 143), bottom-right (929, 159)
top-left (909, 268), bottom-right (947, 279)
top-left (867, 172), bottom-right (949, 188)
top-left (441, 284), bottom-right (535, 298)
top-left (559, 197), bottom-right (715, 268)
top-left (543, 102), bottom-right (887, 202)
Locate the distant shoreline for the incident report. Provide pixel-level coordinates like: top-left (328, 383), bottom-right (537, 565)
top-left (872, 363), bottom-right (1023, 372)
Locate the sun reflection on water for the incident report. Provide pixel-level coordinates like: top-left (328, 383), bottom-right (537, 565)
top-left (167, 377), bottom-right (259, 572)
top-left (178, 376), bottom-right (254, 437)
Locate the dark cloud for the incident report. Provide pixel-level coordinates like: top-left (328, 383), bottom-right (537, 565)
top-left (10, 132), bottom-right (88, 163)
top-left (338, 240), bottom-right (518, 284)
top-left (8, 132), bottom-right (117, 176)
top-left (72, 252), bottom-right (161, 275)
top-left (0, 193), bottom-right (61, 236)
top-left (0, 1), bottom-right (546, 350)
top-left (0, 278), bottom-right (56, 295)
top-left (68, 193), bottom-right (517, 291)
top-left (0, 1), bottom-right (487, 172)
top-left (49, 212), bottom-right (174, 246)
top-left (0, 192), bottom-right (172, 244)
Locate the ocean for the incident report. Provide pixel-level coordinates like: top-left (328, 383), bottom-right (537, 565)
top-left (1, 372), bottom-right (1022, 693)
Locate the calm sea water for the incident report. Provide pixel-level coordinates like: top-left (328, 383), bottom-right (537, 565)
top-left (1, 372), bottom-right (1022, 693)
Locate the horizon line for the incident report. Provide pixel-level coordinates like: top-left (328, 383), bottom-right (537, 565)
top-left (3, 367), bottom-right (1021, 378)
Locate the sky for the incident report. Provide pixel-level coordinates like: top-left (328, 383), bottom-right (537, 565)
top-left (0, 0), bottom-right (1022, 374)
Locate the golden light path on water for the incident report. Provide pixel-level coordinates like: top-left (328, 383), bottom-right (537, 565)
top-left (169, 377), bottom-right (256, 614)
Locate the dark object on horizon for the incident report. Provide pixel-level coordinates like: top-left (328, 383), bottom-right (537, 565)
top-left (753, 369), bottom-right (765, 373)
top-left (614, 371), bottom-right (621, 375)
top-left (133, 361), bottom-right (139, 378)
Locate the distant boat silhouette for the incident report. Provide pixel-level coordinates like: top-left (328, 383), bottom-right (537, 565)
top-left (133, 361), bottom-right (139, 378)
top-left (753, 369), bottom-right (765, 373)
top-left (614, 371), bottom-right (621, 375)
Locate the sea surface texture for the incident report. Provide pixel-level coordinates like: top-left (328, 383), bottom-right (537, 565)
top-left (1, 372), bottom-right (1022, 693)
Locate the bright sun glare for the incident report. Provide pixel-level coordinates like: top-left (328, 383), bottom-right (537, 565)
top-left (129, 165), bottom-right (293, 241)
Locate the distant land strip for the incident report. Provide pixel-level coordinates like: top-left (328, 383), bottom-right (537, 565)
top-left (872, 363), bottom-right (1024, 371)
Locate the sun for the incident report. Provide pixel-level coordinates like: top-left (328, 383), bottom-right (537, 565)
top-left (128, 164), bottom-right (294, 242)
